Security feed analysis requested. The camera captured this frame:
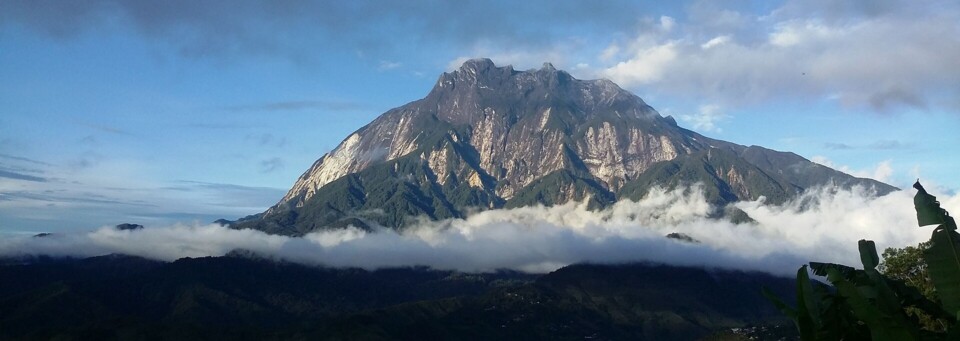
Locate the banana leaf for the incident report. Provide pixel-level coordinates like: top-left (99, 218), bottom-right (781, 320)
top-left (861, 241), bottom-right (923, 337)
top-left (810, 262), bottom-right (856, 278)
top-left (797, 265), bottom-right (822, 330)
top-left (914, 182), bottom-right (956, 230)
top-left (884, 278), bottom-right (953, 322)
top-left (762, 286), bottom-right (807, 338)
top-left (924, 227), bottom-right (960, 319)
top-left (914, 182), bottom-right (960, 319)
top-left (860, 240), bottom-right (880, 270)
top-left (795, 265), bottom-right (821, 340)
top-left (762, 266), bottom-right (816, 340)
top-left (825, 267), bottom-right (918, 341)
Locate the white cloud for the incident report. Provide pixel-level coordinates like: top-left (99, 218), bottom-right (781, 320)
top-left (3, 185), bottom-right (950, 276)
top-left (768, 20), bottom-right (841, 47)
top-left (873, 160), bottom-right (894, 183)
top-left (679, 104), bottom-right (728, 132)
top-left (0, 152), bottom-right (285, 232)
top-left (600, 44), bottom-right (620, 61)
top-left (700, 35), bottom-right (731, 49)
top-left (378, 60), bottom-right (401, 71)
top-left (602, 41), bottom-right (678, 85)
top-left (809, 156), bottom-right (831, 166)
top-left (660, 16), bottom-right (676, 31)
top-left (432, 2), bottom-right (959, 115)
top-left (597, 2), bottom-right (960, 113)
top-left (446, 57), bottom-right (472, 71)
top-left (811, 156), bottom-right (894, 183)
top-left (259, 157), bottom-right (284, 173)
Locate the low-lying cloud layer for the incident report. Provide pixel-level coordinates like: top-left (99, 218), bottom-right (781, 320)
top-left (3, 185), bottom-right (956, 277)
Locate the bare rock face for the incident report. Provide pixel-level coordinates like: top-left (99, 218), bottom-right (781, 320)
top-left (275, 59), bottom-right (696, 209)
top-left (242, 59), bottom-right (895, 236)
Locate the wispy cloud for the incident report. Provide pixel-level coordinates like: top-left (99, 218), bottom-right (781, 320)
top-left (168, 180), bottom-right (286, 209)
top-left (0, 170), bottom-right (47, 182)
top-left (259, 157), bottom-right (283, 173)
top-left (181, 122), bottom-right (249, 130)
top-left (868, 140), bottom-right (912, 150)
top-left (0, 154), bottom-right (52, 166)
top-left (244, 133), bottom-right (286, 148)
top-left (823, 140), bottom-right (913, 150)
top-left (824, 142), bottom-right (854, 150)
top-left (225, 100), bottom-right (367, 112)
top-left (811, 156), bottom-right (895, 183)
top-left (678, 104), bottom-right (728, 132)
top-left (0, 171), bottom-right (286, 233)
top-left (79, 123), bottom-right (132, 135)
top-left (378, 60), bottom-right (401, 71)
top-left (0, 190), bottom-right (154, 207)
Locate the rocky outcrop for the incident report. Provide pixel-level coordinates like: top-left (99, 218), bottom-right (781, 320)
top-left (273, 59), bottom-right (700, 210)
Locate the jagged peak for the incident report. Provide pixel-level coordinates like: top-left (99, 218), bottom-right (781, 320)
top-left (458, 58), bottom-right (497, 73)
top-left (435, 58), bottom-right (515, 84)
top-left (443, 58), bottom-right (583, 88)
top-left (432, 58), bottom-right (515, 93)
top-left (429, 58), bottom-right (650, 120)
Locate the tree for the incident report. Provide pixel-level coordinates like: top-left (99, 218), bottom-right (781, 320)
top-left (880, 242), bottom-right (933, 297)
top-left (879, 242), bottom-right (946, 331)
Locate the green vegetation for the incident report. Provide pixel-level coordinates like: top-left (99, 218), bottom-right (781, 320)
top-left (880, 242), bottom-right (946, 331)
top-left (618, 147), bottom-right (799, 206)
top-left (880, 242), bottom-right (934, 298)
top-left (765, 182), bottom-right (960, 340)
top-left (504, 169), bottom-right (615, 209)
top-left (235, 131), bottom-right (508, 235)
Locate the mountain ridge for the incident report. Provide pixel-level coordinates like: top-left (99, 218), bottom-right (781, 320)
top-left (235, 58), bottom-right (895, 236)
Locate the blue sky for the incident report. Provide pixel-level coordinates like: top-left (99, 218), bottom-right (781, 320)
top-left (1, 0), bottom-right (958, 234)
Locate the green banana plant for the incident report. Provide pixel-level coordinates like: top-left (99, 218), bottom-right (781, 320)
top-left (914, 181), bottom-right (960, 319)
top-left (763, 182), bottom-right (960, 339)
top-left (762, 266), bottom-right (821, 341)
top-left (810, 241), bottom-right (919, 341)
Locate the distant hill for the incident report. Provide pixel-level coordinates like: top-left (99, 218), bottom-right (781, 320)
top-left (0, 255), bottom-right (798, 340)
top-left (234, 58), bottom-right (895, 236)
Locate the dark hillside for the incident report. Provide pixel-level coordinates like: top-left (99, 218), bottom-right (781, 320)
top-left (0, 255), bottom-right (796, 340)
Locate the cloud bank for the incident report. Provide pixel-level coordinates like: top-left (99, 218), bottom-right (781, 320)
top-left (1, 0), bottom-right (643, 61)
top-left (593, 0), bottom-right (960, 113)
top-left (0, 150), bottom-right (287, 233)
top-left (4, 185), bottom-right (955, 277)
top-left (437, 0), bottom-right (960, 116)
top-left (10, 0), bottom-right (955, 115)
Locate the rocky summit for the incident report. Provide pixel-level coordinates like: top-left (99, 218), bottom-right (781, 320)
top-left (233, 58), bottom-right (895, 236)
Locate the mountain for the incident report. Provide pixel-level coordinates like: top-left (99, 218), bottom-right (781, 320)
top-left (0, 254), bottom-right (798, 340)
top-left (234, 58), bottom-right (895, 236)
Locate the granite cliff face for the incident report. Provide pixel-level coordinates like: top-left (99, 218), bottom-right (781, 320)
top-left (237, 59), bottom-right (895, 235)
